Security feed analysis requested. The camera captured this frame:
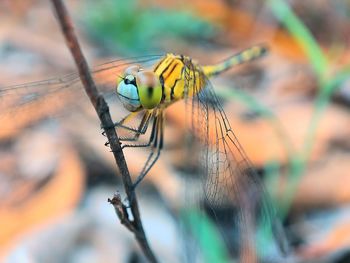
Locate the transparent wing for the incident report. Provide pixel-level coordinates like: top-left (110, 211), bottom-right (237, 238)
top-left (0, 55), bottom-right (162, 99)
top-left (185, 67), bottom-right (287, 261)
top-left (0, 55), bottom-right (162, 138)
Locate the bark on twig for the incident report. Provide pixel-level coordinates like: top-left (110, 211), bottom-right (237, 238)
top-left (50, 1), bottom-right (158, 262)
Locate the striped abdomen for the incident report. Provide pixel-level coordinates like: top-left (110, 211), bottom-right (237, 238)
top-left (153, 45), bottom-right (267, 107)
top-left (202, 45), bottom-right (268, 77)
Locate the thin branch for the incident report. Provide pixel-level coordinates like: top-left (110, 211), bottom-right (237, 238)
top-left (50, 1), bottom-right (158, 262)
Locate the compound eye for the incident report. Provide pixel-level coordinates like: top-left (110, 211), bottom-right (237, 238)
top-left (116, 75), bottom-right (141, 112)
top-left (136, 71), bottom-right (162, 109)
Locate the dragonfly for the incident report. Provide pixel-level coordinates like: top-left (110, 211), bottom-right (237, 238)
top-left (115, 45), bottom-right (268, 189)
top-left (0, 45), bottom-right (287, 261)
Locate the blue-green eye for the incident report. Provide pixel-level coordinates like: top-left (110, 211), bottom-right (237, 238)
top-left (117, 75), bottom-right (141, 112)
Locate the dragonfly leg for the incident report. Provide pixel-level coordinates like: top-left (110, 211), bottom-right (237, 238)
top-left (132, 111), bottom-right (164, 189)
top-left (104, 111), bottom-right (153, 146)
top-left (102, 112), bottom-right (135, 136)
top-left (121, 112), bottom-right (158, 149)
top-left (118, 111), bottom-right (153, 142)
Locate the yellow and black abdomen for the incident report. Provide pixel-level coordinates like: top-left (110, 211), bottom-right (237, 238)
top-left (202, 45), bottom-right (268, 77)
top-left (152, 45), bottom-right (267, 108)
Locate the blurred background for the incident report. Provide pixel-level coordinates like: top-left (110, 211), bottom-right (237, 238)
top-left (0, 0), bottom-right (350, 262)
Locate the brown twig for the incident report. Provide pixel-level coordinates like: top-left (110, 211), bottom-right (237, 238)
top-left (50, 1), bottom-right (158, 262)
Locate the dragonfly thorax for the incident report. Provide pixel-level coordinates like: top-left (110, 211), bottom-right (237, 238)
top-left (117, 65), bottom-right (162, 112)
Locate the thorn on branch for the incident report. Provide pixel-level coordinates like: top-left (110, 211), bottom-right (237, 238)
top-left (108, 192), bottom-right (136, 232)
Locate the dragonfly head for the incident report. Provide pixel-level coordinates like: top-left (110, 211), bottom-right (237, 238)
top-left (117, 65), bottom-right (162, 112)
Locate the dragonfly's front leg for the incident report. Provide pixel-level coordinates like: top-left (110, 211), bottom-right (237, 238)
top-left (103, 110), bottom-right (153, 146)
top-left (121, 113), bottom-right (158, 150)
top-left (117, 111), bottom-right (153, 142)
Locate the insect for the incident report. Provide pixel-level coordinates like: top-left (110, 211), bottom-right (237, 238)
top-left (0, 45), bottom-right (287, 261)
top-left (114, 46), bottom-right (268, 189)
